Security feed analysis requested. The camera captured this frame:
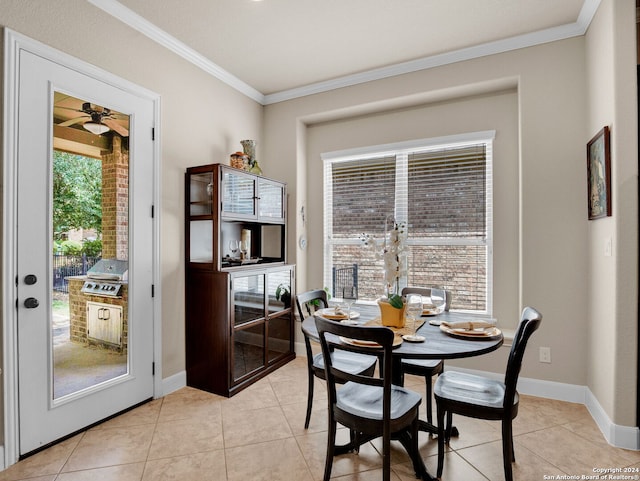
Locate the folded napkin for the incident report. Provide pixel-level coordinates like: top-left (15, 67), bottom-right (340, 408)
top-left (441, 320), bottom-right (496, 331)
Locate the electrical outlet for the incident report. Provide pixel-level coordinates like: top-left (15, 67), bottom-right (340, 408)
top-left (539, 347), bottom-right (551, 363)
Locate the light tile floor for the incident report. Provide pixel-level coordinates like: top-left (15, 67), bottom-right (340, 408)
top-left (2, 356), bottom-right (640, 481)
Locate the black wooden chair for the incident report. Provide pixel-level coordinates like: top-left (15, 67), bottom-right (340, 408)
top-left (434, 306), bottom-right (543, 481)
top-left (398, 286), bottom-right (451, 425)
top-left (295, 289), bottom-right (377, 429)
top-left (315, 317), bottom-right (423, 481)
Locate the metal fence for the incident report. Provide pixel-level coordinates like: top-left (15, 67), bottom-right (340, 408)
top-left (53, 254), bottom-right (101, 294)
top-left (332, 264), bottom-right (358, 299)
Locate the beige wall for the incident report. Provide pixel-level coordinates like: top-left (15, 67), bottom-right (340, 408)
top-left (0, 1), bottom-right (262, 383)
top-left (265, 0), bottom-right (638, 427)
top-left (265, 35), bottom-right (603, 391)
top-left (585, 0), bottom-right (638, 427)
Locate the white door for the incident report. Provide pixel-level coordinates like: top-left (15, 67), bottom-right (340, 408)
top-left (14, 47), bottom-right (156, 455)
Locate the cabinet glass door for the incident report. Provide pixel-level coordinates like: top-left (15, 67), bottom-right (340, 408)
top-left (267, 315), bottom-right (291, 363)
top-left (268, 269), bottom-right (291, 314)
top-left (258, 179), bottom-right (284, 220)
top-left (232, 272), bottom-right (266, 382)
top-left (189, 220), bottom-right (213, 262)
top-left (222, 170), bottom-right (256, 218)
top-left (233, 273), bottom-right (265, 326)
top-left (189, 172), bottom-right (213, 216)
top-left (234, 322), bottom-right (265, 381)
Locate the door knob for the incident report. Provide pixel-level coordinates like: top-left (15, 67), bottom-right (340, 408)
top-left (24, 274), bottom-right (37, 285)
top-left (24, 297), bottom-right (39, 309)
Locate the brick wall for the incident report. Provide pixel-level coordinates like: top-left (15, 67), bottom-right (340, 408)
top-left (101, 135), bottom-right (129, 260)
top-left (332, 244), bottom-right (487, 310)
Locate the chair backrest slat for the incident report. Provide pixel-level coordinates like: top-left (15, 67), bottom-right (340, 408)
top-left (503, 306), bottom-right (543, 409)
top-left (296, 289), bottom-right (329, 320)
top-left (315, 317), bottom-right (394, 410)
top-left (296, 290), bottom-right (331, 369)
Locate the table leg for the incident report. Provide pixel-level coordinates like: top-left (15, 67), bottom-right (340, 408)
top-left (392, 358), bottom-right (460, 438)
top-left (336, 430), bottom-right (437, 481)
top-left (334, 432), bottom-right (376, 455)
top-left (395, 431), bottom-right (437, 481)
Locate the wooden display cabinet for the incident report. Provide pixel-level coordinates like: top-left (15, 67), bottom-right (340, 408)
top-left (185, 164), bottom-right (295, 397)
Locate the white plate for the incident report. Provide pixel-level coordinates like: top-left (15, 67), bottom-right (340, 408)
top-left (440, 324), bottom-right (502, 340)
top-left (422, 306), bottom-right (444, 316)
top-left (340, 319), bottom-right (360, 326)
top-left (316, 308), bottom-right (360, 320)
top-left (402, 334), bottom-right (425, 343)
top-left (340, 319), bottom-right (360, 325)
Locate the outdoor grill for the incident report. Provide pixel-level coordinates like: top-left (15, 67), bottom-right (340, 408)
top-left (80, 259), bottom-right (128, 298)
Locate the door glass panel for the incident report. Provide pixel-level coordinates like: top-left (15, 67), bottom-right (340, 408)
top-left (233, 273), bottom-right (264, 326)
top-left (52, 92), bottom-right (130, 399)
top-left (222, 171), bottom-right (255, 216)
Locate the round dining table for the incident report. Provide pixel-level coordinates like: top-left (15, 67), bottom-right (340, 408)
top-left (301, 303), bottom-right (504, 481)
top-left (302, 303), bottom-right (503, 371)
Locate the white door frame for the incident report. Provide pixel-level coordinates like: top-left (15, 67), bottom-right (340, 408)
top-left (2, 29), bottom-right (162, 468)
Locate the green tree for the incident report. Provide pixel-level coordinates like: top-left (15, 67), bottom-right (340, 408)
top-left (53, 151), bottom-right (102, 239)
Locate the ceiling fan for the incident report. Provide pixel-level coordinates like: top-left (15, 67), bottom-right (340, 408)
top-left (56, 102), bottom-right (129, 137)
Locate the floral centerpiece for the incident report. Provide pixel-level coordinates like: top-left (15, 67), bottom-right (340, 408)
top-left (360, 216), bottom-right (408, 327)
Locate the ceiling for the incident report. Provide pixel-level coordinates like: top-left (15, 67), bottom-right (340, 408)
top-left (91, 0), bottom-right (595, 104)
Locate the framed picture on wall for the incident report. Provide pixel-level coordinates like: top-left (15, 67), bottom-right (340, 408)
top-left (587, 126), bottom-right (611, 220)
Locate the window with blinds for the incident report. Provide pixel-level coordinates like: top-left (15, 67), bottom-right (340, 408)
top-left (322, 132), bottom-right (494, 314)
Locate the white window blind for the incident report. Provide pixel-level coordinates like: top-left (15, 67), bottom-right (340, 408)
top-left (331, 156), bottom-right (396, 239)
top-left (323, 132), bottom-right (494, 314)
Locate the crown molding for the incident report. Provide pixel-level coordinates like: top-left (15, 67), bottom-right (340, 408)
top-left (88, 0), bottom-right (600, 106)
top-left (86, 0), bottom-right (266, 104)
top-left (264, 0), bottom-right (601, 104)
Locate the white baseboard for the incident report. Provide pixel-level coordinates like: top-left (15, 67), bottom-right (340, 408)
top-left (585, 388), bottom-right (640, 450)
top-left (160, 370), bottom-right (187, 397)
top-left (295, 340), bottom-right (307, 357)
top-left (445, 366), bottom-right (639, 450)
